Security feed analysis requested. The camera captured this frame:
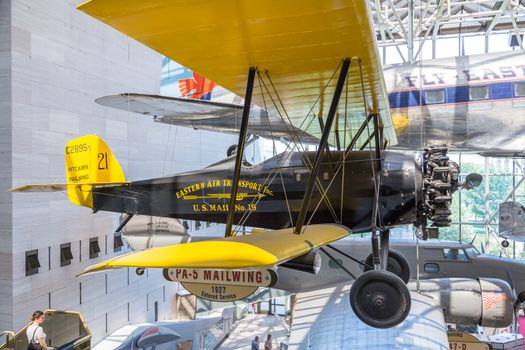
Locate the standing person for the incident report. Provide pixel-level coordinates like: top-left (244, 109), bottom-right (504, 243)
top-left (251, 335), bottom-right (260, 350)
top-left (264, 334), bottom-right (272, 350)
top-left (26, 311), bottom-right (47, 350)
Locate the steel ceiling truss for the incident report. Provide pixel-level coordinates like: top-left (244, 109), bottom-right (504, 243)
top-left (370, 0), bottom-right (525, 61)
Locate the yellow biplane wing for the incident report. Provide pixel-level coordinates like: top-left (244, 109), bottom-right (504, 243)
top-left (77, 0), bottom-right (396, 147)
top-left (79, 224), bottom-right (350, 275)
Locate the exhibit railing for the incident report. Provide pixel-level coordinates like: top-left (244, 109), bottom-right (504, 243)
top-left (0, 310), bottom-right (91, 350)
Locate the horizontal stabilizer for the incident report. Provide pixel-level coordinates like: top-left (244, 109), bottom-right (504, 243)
top-left (79, 224), bottom-right (351, 276)
top-left (96, 93), bottom-right (320, 144)
top-left (9, 182), bottom-right (130, 193)
top-left (10, 135), bottom-right (128, 209)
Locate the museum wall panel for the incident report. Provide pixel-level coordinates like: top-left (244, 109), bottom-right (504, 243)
top-left (2, 0), bottom-right (235, 341)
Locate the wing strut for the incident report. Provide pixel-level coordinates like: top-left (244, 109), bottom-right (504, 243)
top-left (294, 58), bottom-right (350, 235)
top-left (372, 113), bottom-right (382, 172)
top-left (225, 67), bottom-right (257, 237)
top-left (116, 214), bottom-right (134, 232)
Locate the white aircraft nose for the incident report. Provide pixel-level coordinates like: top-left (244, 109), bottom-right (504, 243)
top-left (136, 326), bottom-right (181, 348)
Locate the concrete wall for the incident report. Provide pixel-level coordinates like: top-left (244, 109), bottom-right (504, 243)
top-left (3, 0), bottom-right (235, 343)
top-left (0, 0), bottom-right (13, 333)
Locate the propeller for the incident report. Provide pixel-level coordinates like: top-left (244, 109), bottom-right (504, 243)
top-left (462, 173), bottom-right (482, 190)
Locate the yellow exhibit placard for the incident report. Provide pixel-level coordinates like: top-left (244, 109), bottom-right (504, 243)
top-left (448, 332), bottom-right (491, 350)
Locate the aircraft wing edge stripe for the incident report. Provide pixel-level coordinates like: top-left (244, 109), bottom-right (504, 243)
top-left (9, 182), bottom-right (131, 192)
top-left (96, 93), bottom-right (244, 111)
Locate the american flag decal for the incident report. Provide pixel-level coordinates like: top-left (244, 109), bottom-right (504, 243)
top-left (482, 291), bottom-right (508, 310)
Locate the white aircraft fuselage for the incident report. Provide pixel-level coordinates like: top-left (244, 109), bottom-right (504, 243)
top-left (162, 50), bottom-right (525, 155)
top-left (384, 50), bottom-right (525, 155)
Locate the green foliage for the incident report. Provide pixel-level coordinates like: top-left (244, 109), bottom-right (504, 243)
top-left (462, 176), bottom-right (513, 222)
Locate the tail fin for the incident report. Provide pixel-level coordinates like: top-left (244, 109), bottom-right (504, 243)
top-left (10, 135), bottom-right (128, 208)
top-left (178, 77), bottom-right (197, 97)
top-left (65, 135), bottom-right (125, 207)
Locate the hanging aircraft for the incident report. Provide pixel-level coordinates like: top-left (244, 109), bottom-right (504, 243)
top-left (498, 201), bottom-right (525, 247)
top-left (385, 50), bottom-right (525, 156)
top-left (10, 0), bottom-right (483, 329)
top-left (118, 216), bottom-right (523, 330)
top-left (104, 314), bottom-right (224, 350)
top-left (101, 51), bottom-right (525, 157)
top-left (118, 216), bottom-right (525, 293)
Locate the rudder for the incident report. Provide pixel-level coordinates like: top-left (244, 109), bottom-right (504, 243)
top-left (65, 135), bottom-right (125, 207)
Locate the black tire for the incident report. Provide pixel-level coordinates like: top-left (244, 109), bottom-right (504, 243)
top-left (518, 290), bottom-right (525, 304)
top-left (350, 270), bottom-right (411, 328)
top-left (226, 145), bottom-right (237, 157)
top-left (364, 250), bottom-right (411, 284)
top-left (136, 267), bottom-right (145, 276)
top-left (502, 240), bottom-right (510, 248)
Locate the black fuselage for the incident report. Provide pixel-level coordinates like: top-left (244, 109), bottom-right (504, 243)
top-left (93, 150), bottom-right (422, 232)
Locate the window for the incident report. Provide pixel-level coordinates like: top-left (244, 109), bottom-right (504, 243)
top-left (443, 248), bottom-right (468, 261)
top-left (114, 233), bottom-right (124, 252)
top-left (469, 85), bottom-right (489, 100)
top-left (89, 238), bottom-right (101, 259)
top-left (26, 250), bottom-right (40, 276)
top-left (509, 34), bottom-right (524, 48)
top-left (60, 243), bottom-right (73, 267)
top-left (425, 89), bottom-right (445, 104)
top-left (195, 221), bottom-right (201, 230)
top-left (424, 263), bottom-right (440, 273)
top-left (514, 82), bottom-right (525, 97)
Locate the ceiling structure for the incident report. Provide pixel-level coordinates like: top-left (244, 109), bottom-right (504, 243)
top-left (370, 0), bottom-right (525, 62)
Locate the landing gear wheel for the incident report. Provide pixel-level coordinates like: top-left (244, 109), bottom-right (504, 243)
top-left (364, 250), bottom-right (411, 284)
top-left (517, 290), bottom-right (525, 305)
top-left (502, 240), bottom-right (510, 248)
top-left (350, 270), bottom-right (411, 328)
top-left (226, 145), bottom-right (237, 157)
top-left (136, 268), bottom-right (145, 276)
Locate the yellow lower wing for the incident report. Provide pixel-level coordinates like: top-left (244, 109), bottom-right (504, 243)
top-left (79, 224), bottom-right (351, 275)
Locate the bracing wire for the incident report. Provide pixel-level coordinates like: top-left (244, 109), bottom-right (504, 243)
top-left (232, 63), bottom-right (345, 232)
top-left (258, 72), bottom-right (294, 228)
top-left (263, 70), bottom-right (341, 221)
